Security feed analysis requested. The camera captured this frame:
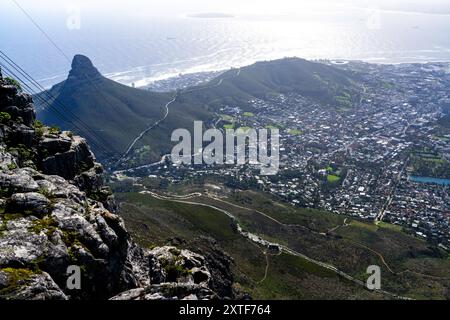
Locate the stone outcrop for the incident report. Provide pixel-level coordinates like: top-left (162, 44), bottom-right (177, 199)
top-left (111, 247), bottom-right (217, 301)
top-left (0, 70), bottom-right (234, 300)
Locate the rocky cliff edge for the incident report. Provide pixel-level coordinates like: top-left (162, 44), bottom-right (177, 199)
top-left (0, 69), bottom-right (233, 300)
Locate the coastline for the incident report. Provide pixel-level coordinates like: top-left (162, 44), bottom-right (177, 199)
top-left (116, 57), bottom-right (450, 89)
top-left (126, 57), bottom-right (450, 92)
top-left (37, 56), bottom-right (450, 92)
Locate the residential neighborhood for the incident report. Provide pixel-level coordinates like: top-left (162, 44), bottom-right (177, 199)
top-left (113, 61), bottom-right (450, 250)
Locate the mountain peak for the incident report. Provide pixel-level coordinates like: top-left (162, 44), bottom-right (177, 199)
top-left (69, 54), bottom-right (101, 79)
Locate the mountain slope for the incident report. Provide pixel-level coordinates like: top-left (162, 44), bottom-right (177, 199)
top-left (114, 182), bottom-right (450, 300)
top-left (36, 55), bottom-right (172, 157)
top-left (36, 56), bottom-right (360, 165)
top-left (205, 58), bottom-right (360, 105)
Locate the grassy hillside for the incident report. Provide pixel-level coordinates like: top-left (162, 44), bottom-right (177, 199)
top-left (116, 192), bottom-right (384, 299)
top-left (112, 181), bottom-right (450, 300)
top-left (220, 58), bottom-right (359, 105)
top-left (168, 58), bottom-right (361, 117)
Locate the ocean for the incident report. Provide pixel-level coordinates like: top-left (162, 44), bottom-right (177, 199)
top-left (2, 4), bottom-right (450, 89)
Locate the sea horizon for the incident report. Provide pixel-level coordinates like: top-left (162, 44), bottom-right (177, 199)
top-left (2, 3), bottom-right (450, 90)
top-left (30, 55), bottom-right (450, 91)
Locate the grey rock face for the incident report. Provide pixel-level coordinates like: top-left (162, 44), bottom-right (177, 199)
top-left (0, 148), bottom-right (17, 171)
top-left (148, 246), bottom-right (211, 286)
top-left (0, 157), bottom-right (151, 299)
top-left (8, 124), bottom-right (35, 147)
top-left (8, 192), bottom-right (50, 216)
top-left (0, 270), bottom-right (68, 300)
top-left (0, 169), bottom-right (40, 194)
top-left (39, 137), bottom-right (72, 154)
top-left (110, 283), bottom-right (217, 301)
top-left (41, 136), bottom-right (95, 180)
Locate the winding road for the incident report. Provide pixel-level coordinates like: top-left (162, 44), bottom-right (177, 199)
top-left (117, 95), bottom-right (177, 165)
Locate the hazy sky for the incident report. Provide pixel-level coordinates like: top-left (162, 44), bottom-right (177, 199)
top-left (3, 0), bottom-right (450, 87)
top-left (3, 0), bottom-right (450, 18)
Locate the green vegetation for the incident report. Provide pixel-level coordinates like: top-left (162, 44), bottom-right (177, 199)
top-left (33, 120), bottom-right (44, 129)
top-left (0, 268), bottom-right (34, 295)
top-left (7, 144), bottom-right (34, 164)
top-left (223, 124), bottom-right (235, 130)
top-left (277, 253), bottom-right (335, 278)
top-left (33, 120), bottom-right (46, 137)
top-left (7, 163), bottom-right (17, 170)
top-left (37, 187), bottom-right (54, 198)
top-left (265, 124), bottom-right (281, 130)
top-left (236, 126), bottom-right (252, 133)
top-left (111, 182), bottom-right (450, 300)
top-left (35, 127), bottom-right (45, 137)
top-left (243, 112), bottom-right (254, 117)
top-left (4, 77), bottom-right (22, 91)
top-left (0, 214), bottom-right (24, 236)
top-left (0, 112), bottom-right (11, 124)
top-left (350, 220), bottom-right (378, 232)
top-left (327, 174), bottom-right (340, 183)
top-left (48, 126), bottom-right (61, 135)
top-left (163, 263), bottom-right (190, 280)
top-left (377, 221), bottom-right (403, 232)
top-left (250, 253), bottom-right (352, 300)
top-left (410, 149), bottom-right (450, 179)
top-left (125, 145), bottom-right (155, 168)
top-left (117, 189), bottom-right (382, 298)
top-left (116, 191), bottom-right (374, 299)
top-left (29, 216), bottom-right (58, 236)
top-left (160, 253), bottom-right (191, 281)
top-left (123, 193), bottom-right (237, 241)
top-left (335, 91), bottom-right (352, 108)
top-left (220, 114), bottom-right (235, 122)
top-left (60, 230), bottom-right (89, 264)
top-left (288, 129), bottom-right (303, 135)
